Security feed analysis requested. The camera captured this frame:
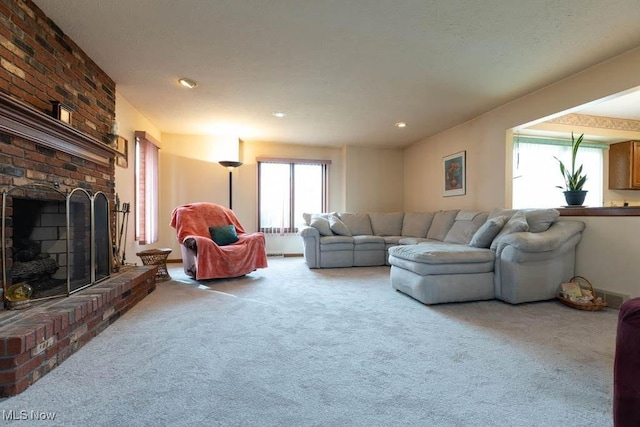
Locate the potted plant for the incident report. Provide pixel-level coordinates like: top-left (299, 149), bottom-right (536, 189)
top-left (555, 132), bottom-right (587, 206)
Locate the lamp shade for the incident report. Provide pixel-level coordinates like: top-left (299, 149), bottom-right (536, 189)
top-left (219, 160), bottom-right (243, 168)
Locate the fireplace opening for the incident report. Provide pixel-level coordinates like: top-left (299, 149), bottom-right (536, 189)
top-left (2, 185), bottom-right (112, 304)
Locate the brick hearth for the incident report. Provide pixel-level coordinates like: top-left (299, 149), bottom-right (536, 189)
top-left (0, 266), bottom-right (157, 397)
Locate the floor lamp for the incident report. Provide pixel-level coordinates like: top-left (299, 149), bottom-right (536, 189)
top-left (218, 160), bottom-right (243, 209)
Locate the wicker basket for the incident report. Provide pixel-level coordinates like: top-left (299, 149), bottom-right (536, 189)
top-left (557, 275), bottom-right (608, 311)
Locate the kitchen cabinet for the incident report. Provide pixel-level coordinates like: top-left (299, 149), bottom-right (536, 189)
top-left (609, 140), bottom-right (640, 190)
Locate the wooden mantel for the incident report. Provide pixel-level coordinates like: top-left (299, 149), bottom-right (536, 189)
top-left (0, 92), bottom-right (116, 166)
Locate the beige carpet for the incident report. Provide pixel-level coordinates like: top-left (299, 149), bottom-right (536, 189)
top-left (0, 258), bottom-right (618, 426)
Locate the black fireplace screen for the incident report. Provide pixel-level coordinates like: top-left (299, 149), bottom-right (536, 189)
top-left (2, 184), bottom-right (112, 302)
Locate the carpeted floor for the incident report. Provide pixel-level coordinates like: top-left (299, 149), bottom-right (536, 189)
top-left (0, 257), bottom-right (618, 426)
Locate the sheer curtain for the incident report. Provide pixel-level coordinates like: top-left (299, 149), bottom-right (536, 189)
top-left (135, 132), bottom-right (159, 244)
top-left (512, 138), bottom-right (604, 209)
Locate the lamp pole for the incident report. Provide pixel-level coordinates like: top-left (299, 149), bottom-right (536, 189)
top-left (218, 161), bottom-right (243, 209)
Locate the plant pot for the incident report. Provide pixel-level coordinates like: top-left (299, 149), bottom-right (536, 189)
top-left (563, 190), bottom-right (587, 206)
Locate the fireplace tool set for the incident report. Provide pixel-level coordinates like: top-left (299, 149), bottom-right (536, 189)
top-left (113, 195), bottom-right (130, 269)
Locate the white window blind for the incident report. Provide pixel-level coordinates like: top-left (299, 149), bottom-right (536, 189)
top-left (257, 158), bottom-right (329, 234)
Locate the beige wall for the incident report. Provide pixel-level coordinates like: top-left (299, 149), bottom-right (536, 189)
top-left (155, 136), bottom-right (347, 256)
top-left (114, 92), bottom-right (161, 265)
top-left (404, 46), bottom-right (640, 297)
top-left (154, 137), bottom-right (404, 255)
top-left (344, 146), bottom-right (404, 212)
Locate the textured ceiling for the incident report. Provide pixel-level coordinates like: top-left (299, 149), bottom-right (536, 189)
top-left (31, 0), bottom-right (640, 147)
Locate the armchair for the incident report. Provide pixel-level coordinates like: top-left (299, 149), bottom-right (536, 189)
top-left (170, 202), bottom-right (268, 280)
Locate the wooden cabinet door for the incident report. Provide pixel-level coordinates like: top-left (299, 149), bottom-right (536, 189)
top-left (632, 141), bottom-right (640, 188)
top-left (609, 141), bottom-right (632, 189)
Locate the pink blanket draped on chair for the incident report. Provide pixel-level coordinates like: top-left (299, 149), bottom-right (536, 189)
top-left (170, 202), bottom-right (268, 280)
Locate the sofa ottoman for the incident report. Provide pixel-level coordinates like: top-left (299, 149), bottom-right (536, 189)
top-left (388, 243), bottom-right (495, 304)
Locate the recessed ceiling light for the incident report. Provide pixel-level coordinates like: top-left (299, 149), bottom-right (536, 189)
top-left (178, 77), bottom-right (198, 89)
top-left (395, 122), bottom-right (407, 128)
top-left (272, 112), bottom-right (286, 118)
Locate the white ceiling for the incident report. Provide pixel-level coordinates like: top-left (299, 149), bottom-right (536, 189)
top-left (31, 0), bottom-right (640, 148)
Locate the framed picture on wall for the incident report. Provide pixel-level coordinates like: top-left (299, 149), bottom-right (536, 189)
top-left (443, 151), bottom-right (466, 196)
top-left (50, 101), bottom-right (73, 124)
top-left (115, 136), bottom-right (128, 168)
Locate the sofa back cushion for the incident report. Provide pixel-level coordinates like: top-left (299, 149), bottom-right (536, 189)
top-left (369, 212), bottom-right (404, 236)
top-left (426, 210), bottom-right (460, 241)
top-left (488, 208), bottom-right (559, 233)
top-left (402, 212), bottom-right (435, 237)
top-left (444, 211), bottom-right (488, 245)
top-left (490, 210), bottom-right (530, 250)
top-left (338, 212), bottom-right (373, 236)
top-left (522, 208), bottom-right (559, 233)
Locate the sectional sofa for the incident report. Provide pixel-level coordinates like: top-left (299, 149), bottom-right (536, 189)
top-left (298, 209), bottom-right (585, 305)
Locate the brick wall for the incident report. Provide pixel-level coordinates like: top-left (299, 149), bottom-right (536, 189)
top-left (0, 134), bottom-right (114, 194)
top-left (0, 0), bottom-right (115, 143)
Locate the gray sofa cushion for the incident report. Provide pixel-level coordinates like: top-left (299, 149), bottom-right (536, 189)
top-left (444, 211), bottom-right (488, 245)
top-left (398, 237), bottom-right (432, 245)
top-left (319, 235), bottom-right (354, 252)
top-left (389, 242), bottom-right (495, 265)
top-left (329, 215), bottom-right (351, 236)
top-left (309, 216), bottom-right (333, 236)
top-left (353, 235), bottom-right (385, 244)
top-left (303, 211), bottom-right (336, 225)
top-left (522, 208), bottom-right (560, 233)
top-left (469, 215), bottom-right (507, 248)
top-left (402, 212), bottom-right (435, 237)
top-left (490, 210), bottom-right (529, 250)
top-left (338, 213), bottom-right (373, 236)
top-left (369, 212), bottom-right (404, 236)
top-left (353, 235), bottom-right (385, 251)
top-left (426, 210), bottom-right (460, 241)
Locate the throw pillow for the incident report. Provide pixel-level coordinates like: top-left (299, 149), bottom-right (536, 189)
top-left (469, 216), bottom-right (506, 248)
top-left (309, 217), bottom-right (334, 236)
top-left (490, 210), bottom-right (530, 251)
top-left (209, 225), bottom-right (240, 246)
top-left (329, 215), bottom-right (351, 236)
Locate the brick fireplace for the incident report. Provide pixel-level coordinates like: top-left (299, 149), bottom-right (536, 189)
top-left (0, 93), bottom-right (157, 396)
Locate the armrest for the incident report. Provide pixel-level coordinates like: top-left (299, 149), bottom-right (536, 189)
top-left (181, 235), bottom-right (219, 255)
top-left (299, 225), bottom-right (320, 239)
top-left (497, 220), bottom-right (585, 253)
top-left (184, 237), bottom-right (197, 252)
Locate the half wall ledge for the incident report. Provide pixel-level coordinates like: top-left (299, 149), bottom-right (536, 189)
top-left (0, 266), bottom-right (157, 397)
top-left (558, 206), bottom-right (640, 216)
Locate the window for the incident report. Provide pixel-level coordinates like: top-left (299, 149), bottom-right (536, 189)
top-left (512, 136), bottom-right (605, 209)
top-left (258, 158), bottom-right (330, 234)
top-left (135, 131), bottom-right (160, 244)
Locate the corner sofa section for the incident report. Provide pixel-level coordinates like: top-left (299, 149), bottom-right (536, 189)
top-left (298, 209), bottom-right (585, 305)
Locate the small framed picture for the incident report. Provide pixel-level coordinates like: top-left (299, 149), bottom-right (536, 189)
top-left (443, 151), bottom-right (466, 197)
top-left (50, 101), bottom-right (73, 124)
top-left (115, 136), bottom-right (128, 168)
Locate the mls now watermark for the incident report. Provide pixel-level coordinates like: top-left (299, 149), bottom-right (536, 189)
top-left (2, 410), bottom-right (56, 421)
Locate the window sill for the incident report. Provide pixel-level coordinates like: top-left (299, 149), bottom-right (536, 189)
top-left (558, 206), bottom-right (640, 216)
